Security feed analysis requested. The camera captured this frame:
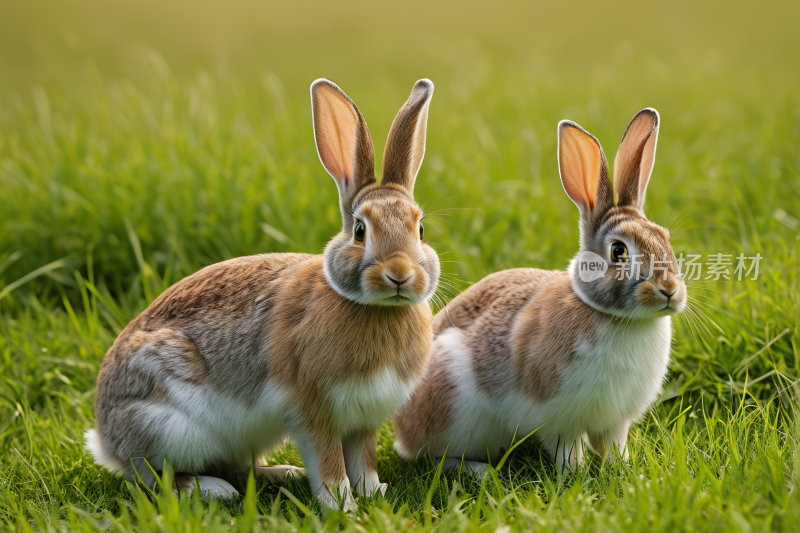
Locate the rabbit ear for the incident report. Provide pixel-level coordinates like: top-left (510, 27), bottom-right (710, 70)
top-left (613, 108), bottom-right (659, 209)
top-left (558, 120), bottom-right (612, 218)
top-left (381, 79), bottom-right (434, 194)
top-left (311, 79), bottom-right (376, 216)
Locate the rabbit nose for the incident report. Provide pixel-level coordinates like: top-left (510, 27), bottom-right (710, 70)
top-left (385, 274), bottom-right (412, 287)
top-left (659, 287), bottom-right (677, 299)
top-left (659, 275), bottom-right (680, 295)
top-left (383, 253), bottom-right (415, 289)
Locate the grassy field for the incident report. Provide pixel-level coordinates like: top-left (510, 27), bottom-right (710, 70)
top-left (1, 0), bottom-right (800, 530)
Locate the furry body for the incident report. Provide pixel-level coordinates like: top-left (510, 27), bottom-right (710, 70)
top-left (89, 254), bottom-right (430, 472)
top-left (393, 268), bottom-right (671, 467)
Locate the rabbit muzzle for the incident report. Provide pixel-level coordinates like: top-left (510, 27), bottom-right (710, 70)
top-left (365, 252), bottom-right (429, 306)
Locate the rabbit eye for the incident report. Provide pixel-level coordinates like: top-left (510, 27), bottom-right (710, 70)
top-left (419, 221), bottom-right (424, 240)
top-left (353, 220), bottom-right (366, 242)
top-left (610, 241), bottom-right (628, 262)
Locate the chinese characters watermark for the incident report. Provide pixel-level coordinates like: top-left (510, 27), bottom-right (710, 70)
top-left (577, 251), bottom-right (763, 283)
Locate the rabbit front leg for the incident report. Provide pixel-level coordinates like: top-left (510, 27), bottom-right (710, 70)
top-left (292, 430), bottom-right (356, 511)
top-left (342, 430), bottom-right (385, 497)
top-left (543, 435), bottom-right (587, 473)
top-left (588, 423), bottom-right (630, 462)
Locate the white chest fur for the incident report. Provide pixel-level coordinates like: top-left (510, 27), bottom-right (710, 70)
top-left (551, 316), bottom-right (672, 435)
top-left (328, 367), bottom-right (419, 434)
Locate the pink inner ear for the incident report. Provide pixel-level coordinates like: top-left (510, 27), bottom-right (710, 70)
top-left (559, 125), bottom-right (601, 211)
top-left (313, 85), bottom-right (358, 187)
top-left (637, 129), bottom-right (657, 201)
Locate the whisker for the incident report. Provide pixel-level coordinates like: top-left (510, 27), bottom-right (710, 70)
top-left (687, 296), bottom-right (735, 319)
top-left (432, 295), bottom-right (454, 313)
top-left (680, 308), bottom-right (703, 342)
top-left (685, 304), bottom-right (715, 338)
top-left (420, 195), bottom-right (460, 214)
top-left (678, 313), bottom-right (702, 345)
top-left (438, 272), bottom-right (463, 278)
top-left (437, 284), bottom-right (463, 295)
top-left (429, 292), bottom-right (447, 314)
top-left (669, 215), bottom-right (702, 234)
top-left (439, 279), bottom-right (468, 287)
top-left (670, 226), bottom-right (701, 236)
top-left (668, 205), bottom-right (699, 233)
top-left (684, 285), bottom-right (725, 295)
top-left (670, 225), bottom-right (734, 237)
top-left (432, 287), bottom-right (447, 301)
top-left (685, 290), bottom-right (721, 300)
top-left (665, 195), bottom-right (689, 228)
top-left (681, 313), bottom-right (702, 344)
top-left (686, 291), bottom-right (724, 304)
top-left (426, 207), bottom-right (478, 213)
top-left (687, 302), bottom-right (727, 336)
top-left (437, 297), bottom-right (458, 328)
top-left (438, 285), bottom-right (457, 297)
top-left (434, 284), bottom-right (458, 296)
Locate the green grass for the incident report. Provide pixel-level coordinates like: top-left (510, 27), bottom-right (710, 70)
top-left (1, 0), bottom-right (800, 530)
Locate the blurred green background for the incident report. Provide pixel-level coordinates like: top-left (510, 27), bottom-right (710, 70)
top-left (2, 0), bottom-right (798, 296)
top-left (0, 0), bottom-right (799, 527)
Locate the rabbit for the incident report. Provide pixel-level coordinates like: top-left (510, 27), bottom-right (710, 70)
top-left (393, 108), bottom-right (686, 475)
top-left (85, 78), bottom-right (441, 510)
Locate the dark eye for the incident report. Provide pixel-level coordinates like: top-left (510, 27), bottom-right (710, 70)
top-left (353, 220), bottom-right (366, 242)
top-left (419, 221), bottom-right (424, 240)
top-left (610, 241), bottom-right (628, 262)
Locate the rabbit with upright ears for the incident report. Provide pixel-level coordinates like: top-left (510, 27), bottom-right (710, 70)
top-left (393, 109), bottom-right (686, 474)
top-left (86, 78), bottom-right (440, 510)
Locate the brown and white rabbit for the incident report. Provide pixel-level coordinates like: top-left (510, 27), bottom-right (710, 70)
top-left (85, 78), bottom-right (441, 509)
top-left (393, 109), bottom-right (685, 474)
